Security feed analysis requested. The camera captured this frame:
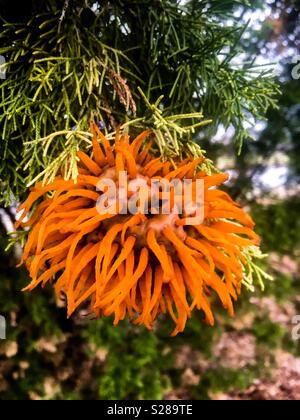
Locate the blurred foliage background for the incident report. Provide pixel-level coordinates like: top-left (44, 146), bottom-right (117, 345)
top-left (0, 0), bottom-right (300, 400)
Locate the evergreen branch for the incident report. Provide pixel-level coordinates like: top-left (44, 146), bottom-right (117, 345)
top-left (241, 246), bottom-right (273, 292)
top-left (0, 1), bottom-right (279, 204)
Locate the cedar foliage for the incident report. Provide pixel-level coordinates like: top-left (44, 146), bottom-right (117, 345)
top-left (0, 0), bottom-right (278, 203)
top-left (1, 0), bottom-right (299, 401)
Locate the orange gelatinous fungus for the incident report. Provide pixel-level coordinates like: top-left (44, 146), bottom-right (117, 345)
top-left (16, 126), bottom-right (260, 335)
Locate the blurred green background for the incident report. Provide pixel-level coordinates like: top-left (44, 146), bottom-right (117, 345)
top-left (0, 0), bottom-right (300, 400)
